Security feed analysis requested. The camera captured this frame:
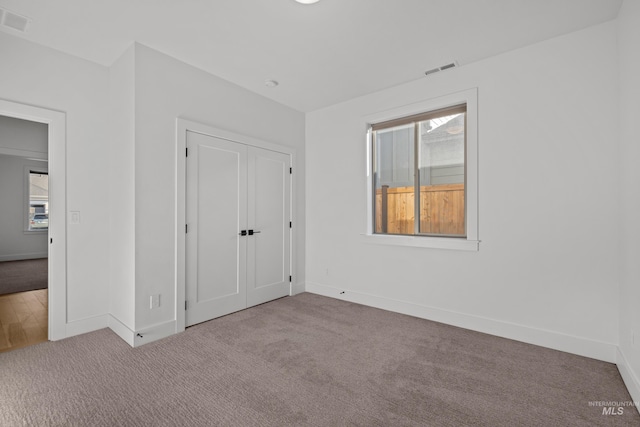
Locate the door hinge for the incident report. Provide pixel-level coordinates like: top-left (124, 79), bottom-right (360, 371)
top-left (289, 167), bottom-right (292, 174)
top-left (185, 224), bottom-right (188, 233)
top-left (185, 301), bottom-right (188, 310)
top-left (289, 221), bottom-right (292, 228)
top-left (289, 275), bottom-right (292, 282)
top-left (50, 238), bottom-right (53, 244)
top-left (186, 147), bottom-right (188, 157)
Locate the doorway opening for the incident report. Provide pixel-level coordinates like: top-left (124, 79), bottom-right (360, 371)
top-left (0, 99), bottom-right (67, 345)
top-left (0, 116), bottom-right (48, 352)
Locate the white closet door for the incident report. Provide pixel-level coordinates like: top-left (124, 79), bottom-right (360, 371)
top-left (246, 146), bottom-right (291, 308)
top-left (186, 131), bottom-right (247, 326)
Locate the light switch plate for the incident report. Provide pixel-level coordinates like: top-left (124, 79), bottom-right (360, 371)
top-left (70, 211), bottom-right (80, 224)
top-left (150, 294), bottom-right (160, 309)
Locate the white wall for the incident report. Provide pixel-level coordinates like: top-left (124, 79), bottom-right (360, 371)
top-left (617, 0), bottom-right (640, 404)
top-left (108, 44), bottom-right (136, 331)
top-left (0, 115), bottom-right (47, 155)
top-left (0, 154), bottom-right (48, 261)
top-left (0, 32), bottom-right (110, 329)
top-left (306, 22), bottom-right (619, 362)
top-left (130, 44), bottom-right (305, 334)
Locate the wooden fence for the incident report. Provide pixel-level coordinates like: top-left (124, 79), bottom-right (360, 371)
top-left (375, 183), bottom-right (465, 235)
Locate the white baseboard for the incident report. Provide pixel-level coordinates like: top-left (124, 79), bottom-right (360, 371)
top-left (306, 282), bottom-right (617, 363)
top-left (108, 315), bottom-right (177, 348)
top-left (108, 314), bottom-right (135, 347)
top-left (132, 320), bottom-right (177, 347)
top-left (63, 314), bottom-right (108, 339)
top-left (291, 281), bottom-right (305, 295)
top-left (617, 348), bottom-right (640, 407)
top-left (0, 252), bottom-right (48, 262)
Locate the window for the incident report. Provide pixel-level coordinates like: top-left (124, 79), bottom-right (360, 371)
top-left (372, 104), bottom-right (466, 237)
top-left (27, 170), bottom-right (48, 231)
top-left (365, 88), bottom-right (478, 251)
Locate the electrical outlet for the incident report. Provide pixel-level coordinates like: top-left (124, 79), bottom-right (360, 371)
top-left (150, 294), bottom-right (160, 309)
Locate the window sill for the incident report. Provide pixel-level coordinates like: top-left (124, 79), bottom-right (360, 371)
top-left (361, 233), bottom-right (479, 251)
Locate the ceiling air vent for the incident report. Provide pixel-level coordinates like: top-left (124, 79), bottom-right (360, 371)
top-left (424, 61), bottom-right (458, 76)
top-left (0, 8), bottom-right (31, 33)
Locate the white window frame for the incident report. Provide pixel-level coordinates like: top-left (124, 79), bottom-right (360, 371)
top-left (24, 165), bottom-right (49, 233)
top-left (363, 88), bottom-right (479, 251)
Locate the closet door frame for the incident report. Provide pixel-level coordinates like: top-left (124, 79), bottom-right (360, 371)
top-left (175, 118), bottom-right (297, 333)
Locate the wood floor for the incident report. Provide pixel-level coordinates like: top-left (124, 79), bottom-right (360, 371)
top-left (0, 289), bottom-right (48, 353)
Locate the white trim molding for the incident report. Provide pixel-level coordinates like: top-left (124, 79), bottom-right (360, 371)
top-left (66, 315), bottom-right (108, 338)
top-left (617, 348), bottom-right (640, 408)
top-left (363, 88), bottom-right (479, 251)
top-left (360, 233), bottom-right (479, 251)
top-left (108, 315), bottom-right (135, 347)
top-left (291, 281), bottom-right (306, 296)
top-left (134, 320), bottom-right (177, 347)
top-left (306, 282), bottom-right (617, 363)
top-left (0, 146), bottom-right (47, 160)
top-left (0, 252), bottom-right (48, 262)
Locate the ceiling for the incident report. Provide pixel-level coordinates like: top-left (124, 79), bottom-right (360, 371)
top-left (0, 0), bottom-right (622, 112)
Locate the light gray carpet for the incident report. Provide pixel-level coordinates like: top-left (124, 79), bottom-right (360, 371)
top-left (0, 258), bottom-right (48, 296)
top-left (0, 293), bottom-right (638, 426)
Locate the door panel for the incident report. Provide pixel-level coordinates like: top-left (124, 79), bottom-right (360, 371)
top-left (186, 131), bottom-right (247, 326)
top-left (246, 147), bottom-right (291, 307)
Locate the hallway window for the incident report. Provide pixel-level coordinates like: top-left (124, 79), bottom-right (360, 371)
top-left (27, 170), bottom-right (48, 231)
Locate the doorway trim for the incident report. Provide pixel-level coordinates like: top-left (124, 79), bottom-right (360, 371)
top-left (0, 99), bottom-right (67, 341)
top-left (175, 118), bottom-right (296, 333)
